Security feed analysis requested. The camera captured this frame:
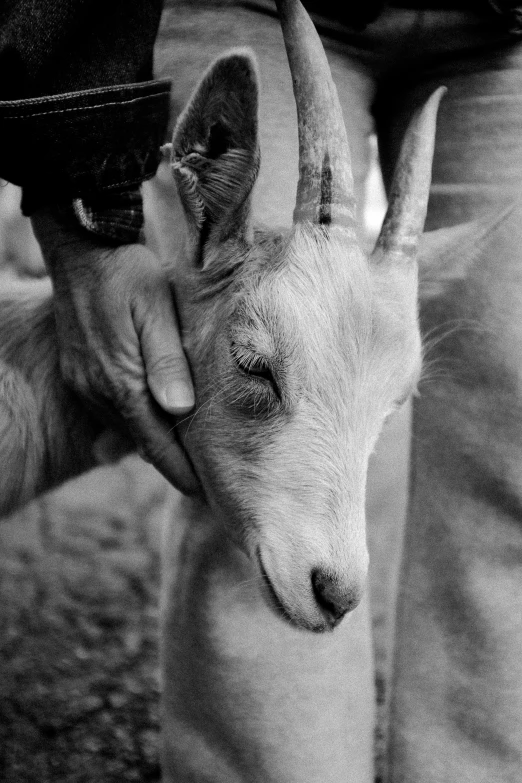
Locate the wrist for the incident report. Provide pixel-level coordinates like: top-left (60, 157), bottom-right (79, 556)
top-left (31, 201), bottom-right (160, 289)
top-left (31, 186), bottom-right (144, 246)
top-left (30, 201), bottom-right (124, 283)
top-left (31, 186), bottom-right (145, 277)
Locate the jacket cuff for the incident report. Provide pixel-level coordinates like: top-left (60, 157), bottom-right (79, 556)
top-left (72, 188), bottom-right (145, 245)
top-left (0, 79), bottom-right (171, 215)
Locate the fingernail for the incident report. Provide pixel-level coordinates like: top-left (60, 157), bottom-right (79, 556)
top-left (164, 381), bottom-right (195, 412)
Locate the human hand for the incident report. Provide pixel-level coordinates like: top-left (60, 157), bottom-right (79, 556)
top-left (31, 206), bottom-right (199, 496)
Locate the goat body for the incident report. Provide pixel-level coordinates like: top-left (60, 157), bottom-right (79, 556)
top-left (0, 279), bottom-right (101, 513)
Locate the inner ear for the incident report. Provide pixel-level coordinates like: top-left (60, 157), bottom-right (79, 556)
top-left (169, 49), bottom-right (260, 251)
top-left (206, 121), bottom-right (231, 160)
top-left (418, 220), bottom-right (483, 300)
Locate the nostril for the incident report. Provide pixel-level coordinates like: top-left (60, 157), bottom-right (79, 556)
top-left (311, 569), bottom-right (363, 625)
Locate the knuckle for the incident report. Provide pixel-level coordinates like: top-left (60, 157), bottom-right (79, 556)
top-left (133, 425), bottom-right (174, 470)
top-left (118, 394), bottom-right (173, 460)
top-left (58, 349), bottom-right (118, 412)
top-left (140, 437), bottom-right (171, 467)
top-left (146, 352), bottom-right (189, 378)
top-left (111, 382), bottom-right (143, 417)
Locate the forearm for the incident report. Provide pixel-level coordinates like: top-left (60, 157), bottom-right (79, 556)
top-left (0, 2), bottom-right (198, 501)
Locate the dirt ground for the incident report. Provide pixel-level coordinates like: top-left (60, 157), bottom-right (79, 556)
top-left (0, 458), bottom-right (169, 783)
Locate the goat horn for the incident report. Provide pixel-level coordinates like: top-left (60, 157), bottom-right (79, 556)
top-left (373, 87), bottom-right (446, 261)
top-left (276, 0), bottom-right (357, 230)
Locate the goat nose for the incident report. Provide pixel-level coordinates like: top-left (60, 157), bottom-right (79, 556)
top-left (311, 569), bottom-right (363, 626)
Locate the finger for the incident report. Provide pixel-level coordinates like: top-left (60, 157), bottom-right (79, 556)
top-left (120, 389), bottom-right (201, 496)
top-left (93, 429), bottom-right (135, 464)
top-left (139, 295), bottom-right (195, 416)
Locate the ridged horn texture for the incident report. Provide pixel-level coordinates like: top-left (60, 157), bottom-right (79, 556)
top-left (373, 87), bottom-right (447, 261)
top-left (276, 0), bottom-right (357, 230)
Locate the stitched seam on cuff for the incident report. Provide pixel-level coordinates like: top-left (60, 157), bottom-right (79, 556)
top-left (0, 79), bottom-right (171, 109)
top-left (102, 172), bottom-right (156, 190)
top-left (2, 92), bottom-right (169, 120)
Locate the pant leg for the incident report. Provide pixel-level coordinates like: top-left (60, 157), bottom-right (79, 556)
top-left (374, 11), bottom-right (522, 781)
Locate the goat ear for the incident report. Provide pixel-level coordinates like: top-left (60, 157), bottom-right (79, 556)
top-left (417, 213), bottom-right (510, 300)
top-left (166, 50), bottom-right (260, 250)
top-left (417, 222), bottom-right (479, 300)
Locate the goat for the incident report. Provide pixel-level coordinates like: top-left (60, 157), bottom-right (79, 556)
top-left (0, 0), bottom-right (443, 779)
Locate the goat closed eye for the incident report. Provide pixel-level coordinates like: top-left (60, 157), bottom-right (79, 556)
top-left (232, 343), bottom-right (273, 381)
top-left (230, 341), bottom-right (280, 396)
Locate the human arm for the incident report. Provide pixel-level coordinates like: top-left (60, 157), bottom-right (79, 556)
top-left (0, 0), bottom-right (199, 493)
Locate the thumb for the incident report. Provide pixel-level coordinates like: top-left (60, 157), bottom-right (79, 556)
top-left (140, 298), bottom-right (195, 416)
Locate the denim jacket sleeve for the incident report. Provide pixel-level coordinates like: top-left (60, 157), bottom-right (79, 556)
top-left (0, 0), bottom-right (170, 240)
